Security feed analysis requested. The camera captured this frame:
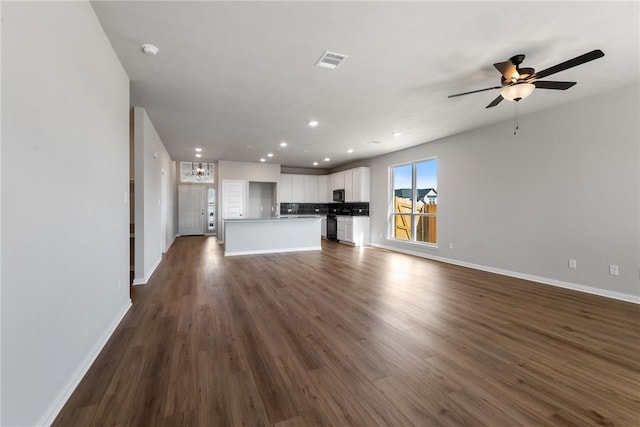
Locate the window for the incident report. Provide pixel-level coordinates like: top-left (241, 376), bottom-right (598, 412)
top-left (207, 188), bottom-right (216, 231)
top-left (391, 158), bottom-right (437, 244)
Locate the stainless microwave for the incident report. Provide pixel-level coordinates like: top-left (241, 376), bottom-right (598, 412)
top-left (332, 189), bottom-right (345, 203)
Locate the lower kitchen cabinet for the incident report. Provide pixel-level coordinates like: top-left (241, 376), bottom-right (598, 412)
top-left (337, 217), bottom-right (346, 241)
top-left (345, 222), bottom-right (353, 242)
top-left (321, 218), bottom-right (327, 238)
top-left (336, 216), bottom-right (370, 246)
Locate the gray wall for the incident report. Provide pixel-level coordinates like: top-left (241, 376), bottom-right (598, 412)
top-left (281, 166), bottom-right (329, 175)
top-left (248, 182), bottom-right (277, 219)
top-left (369, 84), bottom-right (640, 300)
top-left (1, 2), bottom-right (131, 425)
top-left (133, 107), bottom-right (177, 284)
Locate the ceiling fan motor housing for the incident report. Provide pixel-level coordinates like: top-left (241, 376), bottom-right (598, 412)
top-left (517, 67), bottom-right (535, 79)
top-left (510, 54), bottom-right (526, 67)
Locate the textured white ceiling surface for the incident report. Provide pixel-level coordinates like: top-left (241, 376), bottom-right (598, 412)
top-left (91, 1), bottom-right (640, 168)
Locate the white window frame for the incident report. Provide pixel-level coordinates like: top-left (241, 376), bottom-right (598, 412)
top-left (389, 157), bottom-right (438, 247)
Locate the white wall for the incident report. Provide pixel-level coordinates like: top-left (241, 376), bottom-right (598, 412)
top-left (1, 2), bottom-right (131, 425)
top-left (133, 107), bottom-right (177, 285)
top-left (369, 84), bottom-right (640, 301)
top-left (0, 0), bottom-right (4, 422)
top-left (217, 160), bottom-right (280, 239)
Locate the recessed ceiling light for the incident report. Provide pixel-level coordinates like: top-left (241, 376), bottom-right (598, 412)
top-left (324, 157), bottom-right (330, 162)
top-left (195, 147), bottom-right (203, 152)
top-left (313, 162), bottom-right (319, 166)
top-left (195, 154), bottom-right (202, 158)
top-left (347, 149), bottom-right (354, 153)
top-left (267, 153), bottom-right (274, 157)
top-left (260, 158), bottom-right (266, 162)
top-left (308, 120), bottom-right (319, 127)
top-left (280, 142), bottom-right (287, 147)
top-left (141, 44), bottom-right (159, 56)
top-left (392, 131), bottom-right (402, 137)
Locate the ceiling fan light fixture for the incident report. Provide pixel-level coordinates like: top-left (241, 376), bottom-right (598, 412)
top-left (501, 83), bottom-right (535, 101)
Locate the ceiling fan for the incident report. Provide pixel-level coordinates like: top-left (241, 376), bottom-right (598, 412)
top-left (448, 49), bottom-right (605, 108)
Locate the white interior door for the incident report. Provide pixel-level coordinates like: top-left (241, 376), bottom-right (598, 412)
top-left (160, 169), bottom-right (167, 251)
top-left (223, 180), bottom-right (245, 219)
top-left (179, 185), bottom-right (206, 235)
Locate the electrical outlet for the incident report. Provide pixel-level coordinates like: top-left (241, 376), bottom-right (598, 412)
top-left (569, 259), bottom-right (577, 269)
top-left (449, 242), bottom-right (453, 249)
top-left (609, 265), bottom-right (619, 276)
top-left (315, 209), bottom-right (319, 212)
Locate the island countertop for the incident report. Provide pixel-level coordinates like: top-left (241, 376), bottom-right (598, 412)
top-left (224, 215), bottom-right (323, 222)
top-left (223, 216), bottom-right (322, 256)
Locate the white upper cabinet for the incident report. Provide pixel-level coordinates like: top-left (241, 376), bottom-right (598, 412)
top-left (303, 175), bottom-right (319, 203)
top-left (344, 169), bottom-right (354, 202)
top-left (327, 172), bottom-right (335, 199)
top-left (318, 175), bottom-right (328, 203)
top-left (333, 171), bottom-right (345, 190)
top-left (336, 167), bottom-right (370, 203)
top-left (279, 167), bottom-right (369, 203)
top-left (291, 174), bottom-right (305, 202)
top-left (352, 167), bottom-right (370, 202)
top-left (278, 174), bottom-right (293, 203)
top-left (279, 174), bottom-right (323, 203)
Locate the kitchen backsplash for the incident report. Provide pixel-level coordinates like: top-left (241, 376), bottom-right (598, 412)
top-left (280, 202), bottom-right (369, 216)
top-left (327, 202), bottom-right (369, 216)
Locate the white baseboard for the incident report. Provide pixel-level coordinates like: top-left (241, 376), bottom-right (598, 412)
top-left (370, 243), bottom-right (640, 304)
top-left (163, 235), bottom-right (176, 254)
top-left (224, 246), bottom-right (322, 257)
top-left (37, 300), bottom-right (132, 426)
top-left (132, 253), bottom-right (162, 286)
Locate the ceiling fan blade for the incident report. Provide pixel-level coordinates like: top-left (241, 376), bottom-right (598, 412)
top-left (485, 95), bottom-right (504, 108)
top-left (531, 49), bottom-right (604, 80)
top-left (448, 86), bottom-right (502, 98)
top-left (494, 61), bottom-right (518, 80)
top-left (533, 81), bottom-right (577, 90)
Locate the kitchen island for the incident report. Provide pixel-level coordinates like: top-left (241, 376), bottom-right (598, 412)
top-left (224, 216), bottom-right (322, 256)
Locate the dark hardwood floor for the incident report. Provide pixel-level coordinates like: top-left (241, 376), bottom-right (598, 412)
top-left (54, 237), bottom-right (640, 426)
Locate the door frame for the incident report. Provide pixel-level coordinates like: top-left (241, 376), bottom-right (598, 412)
top-left (160, 168), bottom-right (167, 252)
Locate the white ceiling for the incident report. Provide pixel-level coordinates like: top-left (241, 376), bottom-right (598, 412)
top-left (91, 1), bottom-right (639, 169)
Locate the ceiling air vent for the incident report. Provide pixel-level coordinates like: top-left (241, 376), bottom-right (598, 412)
top-left (315, 50), bottom-right (348, 70)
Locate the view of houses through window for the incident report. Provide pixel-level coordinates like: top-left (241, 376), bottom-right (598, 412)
top-left (391, 158), bottom-right (438, 244)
